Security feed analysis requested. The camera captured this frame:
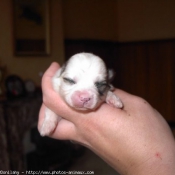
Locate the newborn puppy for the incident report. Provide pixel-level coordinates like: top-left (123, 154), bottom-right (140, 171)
top-left (40, 53), bottom-right (123, 136)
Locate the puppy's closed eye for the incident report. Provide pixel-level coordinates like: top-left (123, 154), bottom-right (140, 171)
top-left (63, 77), bottom-right (76, 85)
top-left (95, 81), bottom-right (110, 96)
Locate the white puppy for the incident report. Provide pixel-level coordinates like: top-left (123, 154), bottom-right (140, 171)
top-left (40, 53), bottom-right (123, 136)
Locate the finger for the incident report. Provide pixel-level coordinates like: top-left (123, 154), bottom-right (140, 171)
top-left (41, 63), bottom-right (84, 123)
top-left (41, 62), bottom-right (73, 120)
top-left (42, 62), bottom-right (60, 91)
top-left (43, 62), bottom-right (60, 78)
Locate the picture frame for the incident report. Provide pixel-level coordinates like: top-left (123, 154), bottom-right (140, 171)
top-left (13, 0), bottom-right (50, 56)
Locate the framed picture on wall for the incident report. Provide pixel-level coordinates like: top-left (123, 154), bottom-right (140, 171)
top-left (13, 0), bottom-right (50, 56)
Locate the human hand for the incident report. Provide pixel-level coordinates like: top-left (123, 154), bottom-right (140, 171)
top-left (38, 62), bottom-right (175, 175)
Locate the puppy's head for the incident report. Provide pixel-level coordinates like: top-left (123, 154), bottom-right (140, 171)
top-left (58, 53), bottom-right (113, 110)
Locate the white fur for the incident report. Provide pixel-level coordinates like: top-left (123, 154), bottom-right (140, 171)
top-left (40, 53), bottom-right (123, 136)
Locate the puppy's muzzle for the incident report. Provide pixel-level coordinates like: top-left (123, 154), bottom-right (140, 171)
top-left (71, 90), bottom-right (95, 109)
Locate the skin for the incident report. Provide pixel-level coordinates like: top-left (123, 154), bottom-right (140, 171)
top-left (38, 62), bottom-right (175, 175)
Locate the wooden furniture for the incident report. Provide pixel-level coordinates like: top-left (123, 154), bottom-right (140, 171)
top-left (0, 95), bottom-right (42, 171)
top-left (0, 103), bottom-right (10, 170)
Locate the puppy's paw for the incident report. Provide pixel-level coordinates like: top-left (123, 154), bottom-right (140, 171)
top-left (40, 120), bottom-right (57, 136)
top-left (106, 91), bottom-right (123, 108)
top-left (39, 108), bottom-right (58, 136)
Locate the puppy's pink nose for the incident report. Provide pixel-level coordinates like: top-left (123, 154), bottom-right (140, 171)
top-left (80, 95), bottom-right (91, 103)
top-left (71, 91), bottom-right (93, 108)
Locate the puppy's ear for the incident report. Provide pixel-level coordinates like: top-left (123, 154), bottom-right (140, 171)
top-left (53, 62), bottom-right (67, 79)
top-left (60, 63), bottom-right (66, 75)
top-left (107, 69), bottom-right (115, 91)
top-left (108, 69), bottom-right (115, 82)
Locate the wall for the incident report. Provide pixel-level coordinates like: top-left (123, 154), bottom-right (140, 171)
top-left (62, 0), bottom-right (175, 42)
top-left (1, 0), bottom-right (175, 86)
top-left (62, 0), bottom-right (118, 41)
top-left (0, 0), bottom-right (64, 86)
top-left (116, 0), bottom-right (175, 42)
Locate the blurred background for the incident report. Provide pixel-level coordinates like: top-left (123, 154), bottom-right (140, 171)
top-left (0, 0), bottom-right (175, 174)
